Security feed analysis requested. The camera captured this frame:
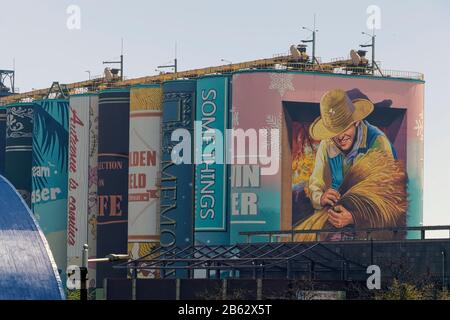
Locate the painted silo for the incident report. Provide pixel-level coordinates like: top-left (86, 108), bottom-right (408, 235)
top-left (194, 75), bottom-right (231, 246)
top-left (67, 93), bottom-right (99, 290)
top-left (31, 99), bottom-right (70, 278)
top-left (5, 102), bottom-right (35, 207)
top-left (97, 89), bottom-right (130, 287)
top-left (127, 84), bottom-right (163, 279)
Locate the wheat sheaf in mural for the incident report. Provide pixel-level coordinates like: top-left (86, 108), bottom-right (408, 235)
top-left (294, 89), bottom-right (408, 241)
top-left (295, 148), bottom-right (407, 241)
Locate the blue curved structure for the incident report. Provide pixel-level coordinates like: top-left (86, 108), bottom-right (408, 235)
top-left (0, 175), bottom-right (65, 300)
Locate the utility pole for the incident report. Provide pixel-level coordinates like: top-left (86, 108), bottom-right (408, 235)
top-left (157, 59), bottom-right (177, 76)
top-left (361, 31), bottom-right (377, 75)
top-left (302, 15), bottom-right (318, 65)
top-left (103, 39), bottom-right (124, 81)
top-left (157, 43), bottom-right (178, 77)
top-left (121, 38), bottom-right (124, 80)
top-left (80, 244), bottom-right (89, 301)
top-left (12, 58), bottom-right (15, 93)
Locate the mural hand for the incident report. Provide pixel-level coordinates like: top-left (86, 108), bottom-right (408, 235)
top-left (320, 189), bottom-right (341, 207)
top-left (327, 205), bottom-right (354, 229)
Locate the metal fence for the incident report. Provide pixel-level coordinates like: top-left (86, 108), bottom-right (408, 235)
top-left (240, 226), bottom-right (450, 243)
top-left (284, 62), bottom-right (424, 80)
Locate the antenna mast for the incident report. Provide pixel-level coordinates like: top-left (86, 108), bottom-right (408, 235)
top-left (103, 39), bottom-right (125, 81)
top-left (302, 14), bottom-right (319, 65)
top-left (361, 30), bottom-right (381, 75)
top-left (157, 42), bottom-right (178, 77)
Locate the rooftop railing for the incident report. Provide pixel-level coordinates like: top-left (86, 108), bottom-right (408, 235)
top-left (240, 226), bottom-right (450, 243)
top-left (284, 62), bottom-right (424, 80)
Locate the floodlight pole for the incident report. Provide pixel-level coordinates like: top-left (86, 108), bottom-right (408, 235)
top-left (80, 244), bottom-right (89, 301)
top-left (221, 59), bottom-right (232, 66)
top-left (312, 30), bottom-right (316, 65)
top-left (158, 58), bottom-right (178, 78)
top-left (442, 251), bottom-right (446, 293)
top-left (12, 59), bottom-right (15, 93)
top-left (302, 27), bottom-right (318, 65)
top-left (88, 254), bottom-right (130, 263)
top-left (103, 39), bottom-right (124, 81)
top-left (103, 56), bottom-right (124, 81)
top-left (80, 250), bottom-right (129, 301)
top-left (361, 32), bottom-right (376, 75)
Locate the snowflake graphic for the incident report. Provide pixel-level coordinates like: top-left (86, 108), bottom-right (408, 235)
top-left (261, 114), bottom-right (282, 156)
top-left (269, 73), bottom-right (295, 97)
top-left (265, 114), bottom-right (282, 130)
top-left (414, 113), bottom-right (424, 141)
top-left (232, 111), bottom-right (240, 127)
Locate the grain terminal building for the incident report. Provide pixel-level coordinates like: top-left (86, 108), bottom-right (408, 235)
top-left (1, 48), bottom-right (439, 300)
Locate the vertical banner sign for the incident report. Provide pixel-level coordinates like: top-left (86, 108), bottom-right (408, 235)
top-left (5, 103), bottom-right (34, 207)
top-left (32, 99), bottom-right (69, 280)
top-left (195, 76), bottom-right (230, 246)
top-left (0, 107), bottom-right (7, 175)
top-left (160, 80), bottom-right (196, 252)
top-left (67, 94), bottom-right (99, 289)
top-left (97, 90), bottom-right (130, 286)
top-left (87, 95), bottom-right (99, 288)
top-left (128, 85), bottom-right (163, 279)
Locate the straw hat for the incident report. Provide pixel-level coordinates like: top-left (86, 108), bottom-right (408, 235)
top-left (310, 89), bottom-right (374, 141)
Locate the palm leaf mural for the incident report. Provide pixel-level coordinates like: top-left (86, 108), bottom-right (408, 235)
top-left (32, 101), bottom-right (69, 192)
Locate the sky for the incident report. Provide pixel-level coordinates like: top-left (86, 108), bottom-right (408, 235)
top-left (1, 0), bottom-right (449, 233)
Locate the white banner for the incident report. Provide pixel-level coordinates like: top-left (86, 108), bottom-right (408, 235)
top-left (128, 109), bottom-right (161, 242)
top-left (67, 94), bottom-right (98, 289)
top-left (128, 86), bottom-right (162, 279)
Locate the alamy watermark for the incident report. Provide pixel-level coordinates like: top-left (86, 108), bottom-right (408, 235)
top-left (367, 265), bottom-right (381, 290)
top-left (66, 265), bottom-right (82, 290)
top-left (366, 5), bottom-right (381, 31)
top-left (66, 5), bottom-right (81, 30)
top-left (170, 123), bottom-right (280, 176)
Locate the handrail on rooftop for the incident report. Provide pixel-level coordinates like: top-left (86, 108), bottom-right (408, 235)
top-left (239, 225), bottom-right (450, 243)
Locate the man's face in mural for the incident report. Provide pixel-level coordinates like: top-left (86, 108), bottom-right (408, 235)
top-left (331, 122), bottom-right (360, 152)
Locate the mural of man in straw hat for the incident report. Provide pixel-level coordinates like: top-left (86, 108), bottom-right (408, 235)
top-left (295, 89), bottom-right (407, 241)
